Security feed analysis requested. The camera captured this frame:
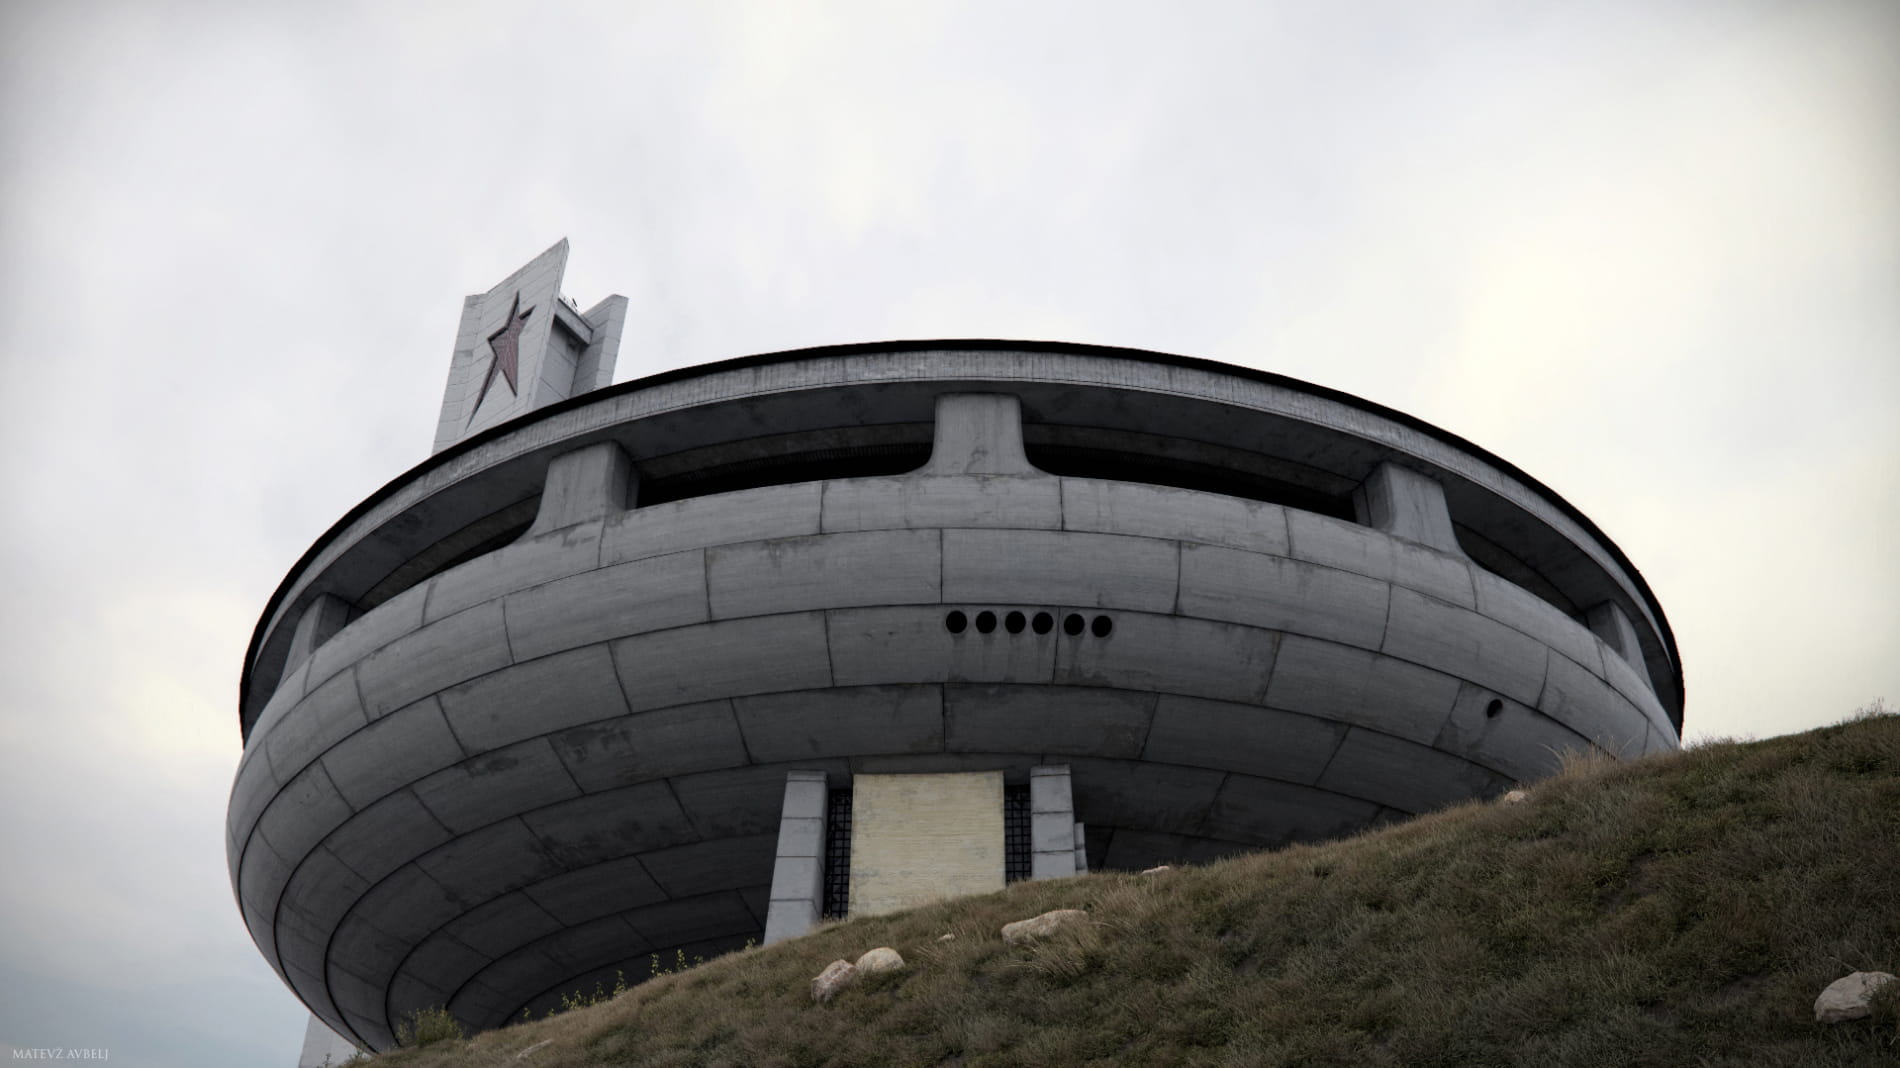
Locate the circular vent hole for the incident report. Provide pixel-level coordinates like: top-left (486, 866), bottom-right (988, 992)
top-left (1485, 699), bottom-right (1504, 719)
top-left (1031, 612), bottom-right (1054, 635)
top-left (1091, 615), bottom-right (1113, 637)
top-left (945, 611), bottom-right (968, 634)
top-left (1063, 613), bottom-right (1085, 636)
top-left (976, 610), bottom-right (998, 634)
top-left (1004, 610), bottom-right (1026, 634)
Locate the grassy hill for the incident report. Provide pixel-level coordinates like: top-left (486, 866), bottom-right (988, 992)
top-left (364, 710), bottom-right (1899, 1067)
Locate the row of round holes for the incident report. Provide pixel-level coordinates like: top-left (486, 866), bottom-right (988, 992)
top-left (945, 610), bottom-right (1113, 638)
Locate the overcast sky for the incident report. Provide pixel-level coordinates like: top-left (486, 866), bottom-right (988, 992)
top-left (2, 2), bottom-right (1895, 1064)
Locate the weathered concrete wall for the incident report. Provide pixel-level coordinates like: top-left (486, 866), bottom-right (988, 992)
top-left (234, 370), bottom-right (1681, 1052)
top-left (849, 772), bottom-right (1004, 916)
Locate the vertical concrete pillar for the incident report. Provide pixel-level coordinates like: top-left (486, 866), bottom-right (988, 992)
top-left (762, 770), bottom-right (828, 945)
top-left (921, 393), bottom-right (1037, 475)
top-left (296, 1013), bottom-right (360, 1067)
top-left (528, 441), bottom-right (635, 536)
top-left (1072, 821), bottom-right (1088, 875)
top-left (279, 594), bottom-right (352, 687)
top-left (1352, 462), bottom-right (1464, 555)
top-left (1030, 765), bottom-right (1078, 880)
top-left (1586, 600), bottom-right (1650, 681)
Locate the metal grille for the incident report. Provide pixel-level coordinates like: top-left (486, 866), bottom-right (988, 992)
top-left (821, 788), bottom-right (853, 919)
top-left (1004, 784), bottom-right (1032, 883)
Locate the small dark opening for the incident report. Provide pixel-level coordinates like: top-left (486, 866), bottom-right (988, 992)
top-left (945, 610), bottom-right (967, 634)
top-left (822, 788), bottom-right (853, 919)
top-left (1004, 784), bottom-right (1032, 883)
top-left (1032, 611), bottom-right (1054, 635)
top-left (975, 610), bottom-right (997, 634)
top-left (1091, 615), bottom-right (1113, 637)
top-left (1484, 699), bottom-right (1504, 719)
top-left (1004, 610), bottom-right (1026, 634)
top-left (1063, 613), bottom-right (1085, 636)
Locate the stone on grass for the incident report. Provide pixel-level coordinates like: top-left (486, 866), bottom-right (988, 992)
top-left (937, 933), bottom-right (956, 942)
top-left (1141, 865), bottom-right (1173, 875)
top-left (1814, 971), bottom-right (1896, 1024)
top-left (811, 959), bottom-right (857, 1004)
top-left (1501, 789), bottom-right (1530, 805)
top-left (1001, 908), bottom-right (1089, 945)
top-left (856, 947), bottom-right (905, 975)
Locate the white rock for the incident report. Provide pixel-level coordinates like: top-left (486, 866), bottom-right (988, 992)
top-left (1814, 970), bottom-right (1896, 1024)
top-left (855, 947), bottom-right (905, 975)
top-left (1501, 789), bottom-right (1530, 805)
top-left (810, 959), bottom-right (857, 1004)
top-left (1001, 908), bottom-right (1090, 945)
top-left (937, 933), bottom-right (956, 942)
top-left (1141, 865), bottom-right (1173, 875)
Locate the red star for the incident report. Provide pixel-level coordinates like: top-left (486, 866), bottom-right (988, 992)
top-left (470, 292), bottom-right (534, 423)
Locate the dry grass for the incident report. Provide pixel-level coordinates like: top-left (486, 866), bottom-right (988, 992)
top-left (362, 710), bottom-right (1900, 1067)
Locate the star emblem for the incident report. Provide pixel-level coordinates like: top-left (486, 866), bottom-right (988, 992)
top-left (470, 292), bottom-right (534, 423)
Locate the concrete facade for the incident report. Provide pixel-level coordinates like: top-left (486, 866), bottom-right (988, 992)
top-left (232, 258), bottom-right (1681, 1054)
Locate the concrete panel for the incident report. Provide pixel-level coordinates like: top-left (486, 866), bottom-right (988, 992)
top-left (943, 684), bottom-right (1154, 759)
top-left (851, 772), bottom-right (1004, 915)
top-left (504, 551), bottom-right (709, 663)
top-left (443, 892), bottom-right (564, 958)
top-left (283, 595), bottom-right (353, 686)
top-left (256, 762), bottom-right (354, 867)
top-left (387, 972), bottom-right (453, 1025)
top-left (539, 914), bottom-right (648, 973)
top-left (1434, 682), bottom-right (1596, 784)
top-left (610, 613), bottom-right (833, 711)
top-left (1317, 729), bottom-right (1502, 813)
top-left (1381, 586), bottom-right (1549, 706)
top-left (821, 475), bottom-right (1061, 532)
top-left (599, 483), bottom-right (823, 566)
top-left (1054, 613), bottom-right (1279, 705)
top-left (1030, 765), bottom-right (1076, 880)
top-left (1203, 775), bottom-right (1383, 847)
top-left (327, 962), bottom-right (389, 1027)
top-left (527, 442), bottom-right (633, 537)
top-left (1060, 478), bottom-right (1290, 555)
top-left (944, 529), bottom-right (1178, 612)
top-left (623, 892), bottom-right (760, 950)
top-left (1471, 568), bottom-right (1602, 676)
top-left (1285, 509), bottom-right (1477, 608)
top-left (735, 686), bottom-right (943, 763)
top-left (1263, 636), bottom-right (1461, 745)
top-left (640, 834), bottom-right (777, 899)
top-left (328, 915), bottom-right (410, 991)
top-left (304, 581), bottom-right (430, 695)
top-left (709, 530), bottom-right (941, 618)
top-left (520, 782), bottom-right (700, 869)
top-left (849, 752), bottom-right (1041, 777)
top-left (1586, 600), bottom-right (1645, 669)
top-left (237, 836), bottom-right (293, 933)
top-left (521, 855), bottom-right (670, 926)
top-left (250, 657), bottom-right (311, 743)
top-left (264, 667), bottom-right (369, 785)
top-left (1598, 643), bottom-right (1671, 734)
top-left (1539, 652), bottom-right (1652, 759)
top-left (922, 393), bottom-right (1036, 475)
top-left (276, 845), bottom-right (369, 948)
top-left (416, 818), bottom-right (564, 905)
top-left (325, 790), bottom-right (453, 886)
top-left (1064, 757), bottom-right (1227, 837)
top-left (669, 762), bottom-right (849, 839)
top-left (552, 700), bottom-right (749, 792)
top-left (1140, 694), bottom-right (1346, 785)
top-left (828, 606), bottom-right (1056, 687)
top-left (439, 644), bottom-right (630, 755)
top-left (411, 737), bottom-right (583, 836)
top-left (227, 745), bottom-right (282, 853)
top-left (398, 937), bottom-right (491, 998)
top-left (349, 862), bottom-right (463, 944)
top-left (1179, 545), bottom-right (1390, 648)
top-left (322, 696), bottom-right (466, 810)
top-left (423, 520), bottom-right (604, 624)
top-left (1352, 462), bottom-right (1462, 555)
top-left (764, 768), bottom-right (827, 945)
top-left (297, 1014), bottom-right (361, 1068)
top-left (355, 601), bottom-right (513, 719)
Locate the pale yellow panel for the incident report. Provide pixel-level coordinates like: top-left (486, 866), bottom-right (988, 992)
top-left (849, 772), bottom-right (1005, 916)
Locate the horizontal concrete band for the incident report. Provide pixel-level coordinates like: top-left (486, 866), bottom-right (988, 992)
top-left (229, 487), bottom-right (1672, 1050)
top-left (242, 350), bottom-right (1679, 732)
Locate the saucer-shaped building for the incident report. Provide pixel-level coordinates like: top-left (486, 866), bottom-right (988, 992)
top-left (232, 243), bottom-right (1682, 1058)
